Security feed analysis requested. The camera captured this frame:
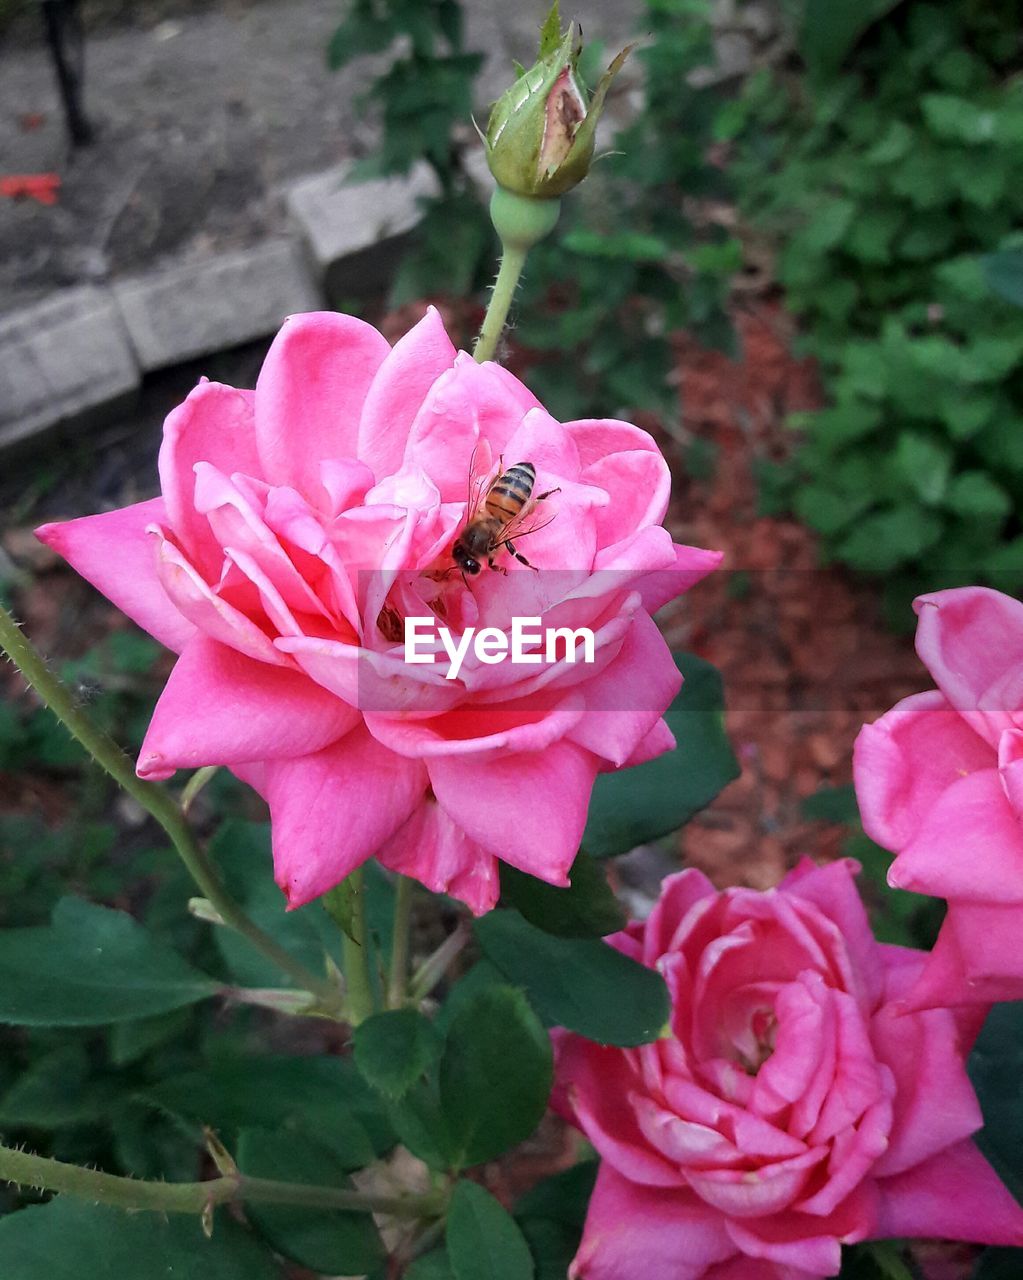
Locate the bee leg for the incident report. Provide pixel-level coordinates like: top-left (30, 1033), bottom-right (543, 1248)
top-left (487, 557), bottom-right (508, 575)
top-left (534, 487), bottom-right (561, 502)
top-left (505, 541), bottom-right (538, 572)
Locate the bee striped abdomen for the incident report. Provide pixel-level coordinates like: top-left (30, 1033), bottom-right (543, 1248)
top-left (485, 462), bottom-right (535, 519)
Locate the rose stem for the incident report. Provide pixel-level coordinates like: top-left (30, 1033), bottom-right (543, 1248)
top-left (339, 866), bottom-right (376, 1024)
top-left (0, 1139), bottom-right (445, 1218)
top-left (387, 873), bottom-right (416, 1009)
top-left (0, 603), bottom-right (343, 1014)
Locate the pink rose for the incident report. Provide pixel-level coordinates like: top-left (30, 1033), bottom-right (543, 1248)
top-left (556, 860), bottom-right (1023, 1279)
top-left (37, 308), bottom-right (718, 914)
top-left (855, 586), bottom-right (1023, 1008)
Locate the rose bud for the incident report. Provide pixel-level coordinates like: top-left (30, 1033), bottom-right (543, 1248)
top-left (484, 4), bottom-right (631, 200)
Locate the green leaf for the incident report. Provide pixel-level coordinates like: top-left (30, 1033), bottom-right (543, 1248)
top-left (238, 1129), bottom-right (384, 1275)
top-left (799, 0), bottom-right (902, 76)
top-left (894, 433), bottom-right (951, 506)
top-left (538, 2), bottom-right (563, 59)
top-left (407, 1251), bottom-right (456, 1279)
top-left (947, 472), bottom-right (1011, 522)
top-left (0, 898), bottom-right (220, 1026)
top-left (144, 1055), bottom-right (394, 1163)
top-left (475, 911), bottom-right (669, 1047)
top-left (211, 821), bottom-right (334, 988)
top-left (839, 1240), bottom-right (916, 1279)
top-left (801, 784), bottom-right (859, 825)
top-left (447, 1181), bottom-right (535, 1280)
top-left (440, 986), bottom-right (553, 1167)
top-left (984, 250), bottom-right (1023, 308)
top-left (518, 1218), bottom-right (579, 1280)
top-left (108, 1007), bottom-right (195, 1068)
top-left (353, 1009), bottom-right (441, 1100)
top-left (514, 1161), bottom-right (598, 1226)
top-left (975, 1248), bottom-right (1023, 1279)
top-left (582, 653), bottom-right (739, 859)
top-left (969, 1002), bottom-right (1023, 1206)
top-left (0, 1044), bottom-right (116, 1128)
top-left (500, 851), bottom-right (625, 938)
top-left (0, 1198), bottom-right (281, 1280)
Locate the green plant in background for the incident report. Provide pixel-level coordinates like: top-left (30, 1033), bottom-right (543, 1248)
top-left (330, 0), bottom-right (739, 425)
top-left (327, 0), bottom-right (493, 300)
top-left (516, 0), bottom-right (739, 423)
top-left (734, 0), bottom-right (1023, 622)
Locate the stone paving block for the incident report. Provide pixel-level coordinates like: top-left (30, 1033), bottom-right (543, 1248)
top-left (286, 161), bottom-right (440, 296)
top-left (0, 286), bottom-right (139, 455)
top-left (113, 239), bottom-right (322, 373)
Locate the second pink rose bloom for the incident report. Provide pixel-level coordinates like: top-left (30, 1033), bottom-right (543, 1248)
top-left (37, 308), bottom-right (719, 913)
top-left (855, 586), bottom-right (1023, 1008)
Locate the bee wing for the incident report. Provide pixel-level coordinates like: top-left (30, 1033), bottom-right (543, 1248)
top-left (465, 440), bottom-right (495, 517)
top-left (493, 508), bottom-right (558, 548)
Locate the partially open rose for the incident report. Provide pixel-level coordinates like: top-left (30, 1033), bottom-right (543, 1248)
top-left (556, 860), bottom-right (1023, 1279)
top-left (38, 308), bottom-right (718, 913)
top-left (855, 586), bottom-right (1023, 1008)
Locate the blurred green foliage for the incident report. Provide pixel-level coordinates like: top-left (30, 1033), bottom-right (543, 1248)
top-left (734, 0), bottom-right (1023, 623)
top-left (329, 0), bottom-right (738, 423)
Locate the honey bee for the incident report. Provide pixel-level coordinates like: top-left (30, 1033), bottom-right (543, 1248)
top-left (451, 458), bottom-right (560, 577)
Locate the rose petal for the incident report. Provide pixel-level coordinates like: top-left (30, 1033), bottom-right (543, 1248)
top-left (262, 727), bottom-right (427, 906)
top-left (158, 381), bottom-right (261, 577)
top-left (137, 634), bottom-right (358, 779)
top-left (36, 499), bottom-right (195, 653)
top-left (254, 312), bottom-right (389, 501)
top-left (358, 307), bottom-right (456, 479)
top-left (428, 739), bottom-right (598, 882)
top-left (377, 799), bottom-right (499, 916)
top-left (876, 1138), bottom-right (1023, 1245)
top-left (569, 1164), bottom-right (736, 1280)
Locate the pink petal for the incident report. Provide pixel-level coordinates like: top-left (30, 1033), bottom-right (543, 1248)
top-left (376, 799), bottom-right (499, 916)
top-left (566, 613), bottom-right (682, 766)
top-left (564, 417), bottom-right (663, 468)
top-left (724, 1185), bottom-right (876, 1275)
top-left (620, 717), bottom-right (677, 767)
top-left (686, 1151), bottom-right (825, 1220)
top-left (583, 449), bottom-right (671, 544)
top-left (400, 352), bottom-right (531, 501)
top-left (357, 307), bottom-right (456, 480)
top-left (558, 1037), bottom-right (689, 1187)
top-left (876, 1138), bottom-right (1023, 1245)
top-left (887, 766), bottom-right (1023, 902)
top-left (642, 868), bottom-right (719, 965)
top-left (569, 1165), bottom-right (736, 1280)
top-left (36, 500), bottom-right (195, 653)
top-left (254, 312), bottom-right (389, 501)
top-left (137, 635), bottom-right (358, 780)
top-left (276, 634), bottom-right (466, 718)
top-left (915, 587), bottom-right (1023, 746)
top-left (366, 695), bottom-right (584, 760)
top-left (428, 739), bottom-right (598, 882)
top-left (780, 859), bottom-right (883, 1009)
top-left (637, 543), bottom-right (724, 613)
top-left (871, 999), bottom-right (982, 1178)
top-left (262, 727), bottom-right (428, 906)
top-left (153, 533), bottom-right (287, 666)
top-left (158, 381), bottom-right (261, 578)
top-left (903, 902), bottom-right (1023, 1009)
top-left (706, 1260), bottom-right (815, 1280)
top-left (854, 690), bottom-right (995, 853)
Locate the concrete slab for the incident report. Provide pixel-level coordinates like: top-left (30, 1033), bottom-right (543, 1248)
top-left (113, 240), bottom-right (323, 373)
top-left (0, 287), bottom-right (139, 454)
top-left (286, 161), bottom-right (441, 298)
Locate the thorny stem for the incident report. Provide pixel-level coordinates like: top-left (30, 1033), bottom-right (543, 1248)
top-left (410, 919), bottom-right (472, 1003)
top-left (472, 243), bottom-right (529, 364)
top-left (0, 1140), bottom-right (445, 1219)
top-left (387, 874), bottom-right (416, 1009)
top-left (340, 867), bottom-right (376, 1025)
top-left (0, 604), bottom-right (343, 1015)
